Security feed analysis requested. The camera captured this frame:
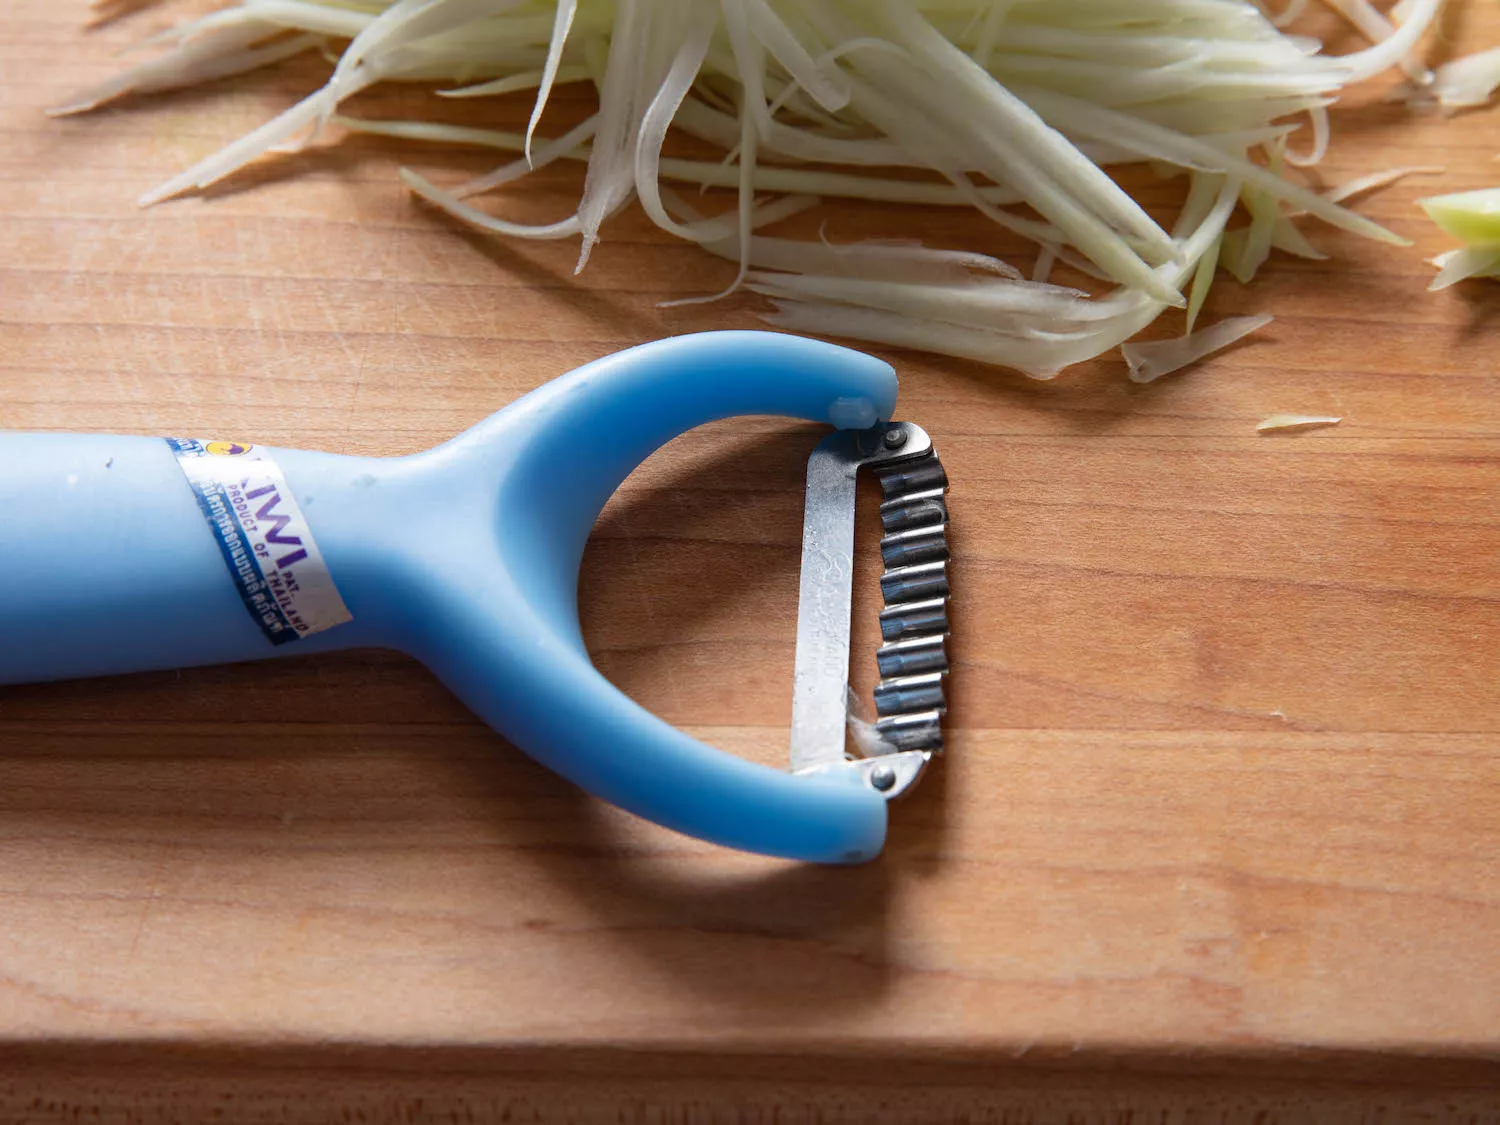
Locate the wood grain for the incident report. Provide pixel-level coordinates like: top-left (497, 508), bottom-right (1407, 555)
top-left (3, 1), bottom-right (1500, 1120)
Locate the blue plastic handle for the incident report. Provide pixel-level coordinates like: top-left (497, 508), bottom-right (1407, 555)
top-left (0, 332), bottom-right (900, 864)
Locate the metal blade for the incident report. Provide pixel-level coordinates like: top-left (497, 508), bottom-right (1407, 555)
top-left (789, 422), bottom-right (947, 799)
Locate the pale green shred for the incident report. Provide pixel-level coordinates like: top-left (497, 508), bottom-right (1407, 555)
top-left (1123, 314), bottom-right (1273, 383)
top-left (1256, 413), bottom-right (1342, 432)
top-left (1233, 141), bottom-right (1288, 285)
top-left (1185, 231), bottom-right (1224, 335)
top-left (1422, 188), bottom-right (1500, 247)
top-left (1421, 189), bottom-right (1500, 289)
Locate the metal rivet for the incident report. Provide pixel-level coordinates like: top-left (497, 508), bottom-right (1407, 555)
top-left (869, 763), bottom-right (897, 791)
top-left (883, 427), bottom-right (908, 450)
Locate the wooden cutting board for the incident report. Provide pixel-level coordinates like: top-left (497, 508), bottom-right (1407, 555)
top-left (2, 2), bottom-right (1499, 1120)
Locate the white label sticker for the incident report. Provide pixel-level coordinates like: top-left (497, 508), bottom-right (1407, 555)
top-left (168, 439), bottom-right (353, 646)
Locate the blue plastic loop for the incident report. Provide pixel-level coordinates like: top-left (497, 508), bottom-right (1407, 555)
top-left (0, 332), bottom-right (899, 863)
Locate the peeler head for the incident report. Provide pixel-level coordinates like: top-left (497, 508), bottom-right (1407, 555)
top-left (789, 421), bottom-right (951, 802)
top-left (397, 333), bottom-right (954, 862)
top-left (411, 332), bottom-right (908, 864)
